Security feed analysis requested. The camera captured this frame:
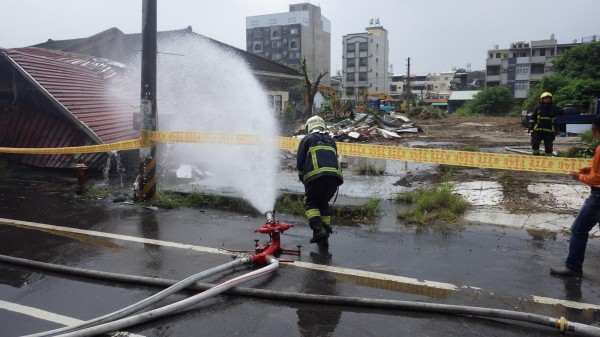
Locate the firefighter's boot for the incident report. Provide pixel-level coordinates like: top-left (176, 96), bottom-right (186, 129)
top-left (309, 217), bottom-right (329, 244)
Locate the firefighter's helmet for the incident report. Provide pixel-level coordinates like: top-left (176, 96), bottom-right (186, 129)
top-left (540, 92), bottom-right (553, 101)
top-left (305, 116), bottom-right (326, 133)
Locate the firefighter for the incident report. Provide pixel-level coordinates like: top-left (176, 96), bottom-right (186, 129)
top-left (296, 116), bottom-right (343, 249)
top-left (529, 92), bottom-right (563, 156)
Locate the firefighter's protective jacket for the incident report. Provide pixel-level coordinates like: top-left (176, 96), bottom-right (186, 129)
top-left (296, 130), bottom-right (343, 185)
top-left (530, 103), bottom-right (562, 133)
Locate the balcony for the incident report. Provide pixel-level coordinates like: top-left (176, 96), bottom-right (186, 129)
top-left (531, 56), bottom-right (546, 64)
top-left (515, 73), bottom-right (530, 81)
top-left (486, 58), bottom-right (501, 66)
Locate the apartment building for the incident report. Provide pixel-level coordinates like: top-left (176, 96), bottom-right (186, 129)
top-left (246, 3), bottom-right (331, 85)
top-left (485, 34), bottom-right (584, 99)
top-left (341, 19), bottom-right (390, 100)
top-left (389, 71), bottom-right (454, 100)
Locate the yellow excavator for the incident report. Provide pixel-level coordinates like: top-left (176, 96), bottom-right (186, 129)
top-left (317, 84), bottom-right (354, 119)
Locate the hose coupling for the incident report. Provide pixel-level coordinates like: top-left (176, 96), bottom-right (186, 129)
top-left (265, 210), bottom-right (274, 223)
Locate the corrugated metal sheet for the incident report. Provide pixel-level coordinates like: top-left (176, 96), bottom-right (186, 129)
top-left (33, 27), bottom-right (302, 80)
top-left (0, 47), bottom-right (139, 169)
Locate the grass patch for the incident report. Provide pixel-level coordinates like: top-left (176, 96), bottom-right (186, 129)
top-left (334, 198), bottom-right (382, 220)
top-left (355, 161), bottom-right (386, 175)
top-left (154, 190), bottom-right (254, 213)
top-left (275, 194), bottom-right (305, 216)
top-left (273, 193), bottom-right (382, 221)
top-left (562, 130), bottom-right (596, 158)
top-left (77, 186), bottom-right (115, 198)
top-left (395, 181), bottom-right (468, 225)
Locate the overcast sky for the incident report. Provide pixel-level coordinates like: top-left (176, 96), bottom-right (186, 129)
top-left (1, 0), bottom-right (597, 74)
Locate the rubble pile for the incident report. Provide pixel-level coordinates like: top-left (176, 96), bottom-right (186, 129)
top-left (328, 112), bottom-right (420, 142)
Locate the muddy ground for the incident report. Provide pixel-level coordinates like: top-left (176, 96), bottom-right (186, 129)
top-left (383, 115), bottom-right (586, 215)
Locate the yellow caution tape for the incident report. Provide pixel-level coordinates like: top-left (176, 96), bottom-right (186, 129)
top-left (0, 139), bottom-right (143, 155)
top-left (0, 132), bottom-right (591, 174)
top-left (334, 143), bottom-right (589, 174)
top-left (147, 131), bottom-right (260, 145)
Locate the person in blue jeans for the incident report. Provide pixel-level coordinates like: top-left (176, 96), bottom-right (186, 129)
top-left (550, 115), bottom-right (600, 277)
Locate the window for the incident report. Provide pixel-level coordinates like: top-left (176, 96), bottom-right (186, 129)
top-left (346, 73), bottom-right (355, 82)
top-left (254, 31), bottom-right (261, 38)
top-left (487, 66), bottom-right (500, 75)
top-left (346, 43), bottom-right (355, 52)
top-left (359, 57), bottom-right (368, 66)
top-left (346, 87), bottom-right (355, 96)
top-left (516, 65), bottom-right (529, 74)
top-left (272, 31), bottom-right (279, 39)
top-left (251, 21), bottom-right (259, 27)
top-left (539, 49), bottom-right (546, 56)
top-left (359, 42), bottom-right (368, 51)
top-left (347, 58), bottom-right (355, 67)
top-left (359, 72), bottom-right (368, 81)
top-left (290, 28), bottom-right (298, 34)
top-left (268, 95), bottom-right (283, 113)
top-left (515, 81), bottom-right (529, 91)
top-left (272, 53), bottom-right (282, 60)
top-left (272, 41), bottom-right (281, 48)
top-left (289, 52), bottom-right (300, 59)
top-left (290, 41), bottom-right (298, 49)
top-left (288, 17), bottom-right (296, 23)
top-left (269, 19), bottom-right (277, 24)
top-left (496, 53), bottom-right (501, 58)
top-left (253, 43), bottom-right (262, 52)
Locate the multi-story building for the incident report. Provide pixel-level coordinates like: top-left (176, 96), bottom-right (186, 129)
top-left (389, 72), bottom-right (454, 100)
top-left (485, 34), bottom-right (588, 99)
top-left (246, 3), bottom-right (331, 85)
top-left (341, 19), bottom-right (389, 100)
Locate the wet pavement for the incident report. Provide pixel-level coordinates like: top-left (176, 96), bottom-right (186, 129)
top-left (0, 168), bottom-right (599, 337)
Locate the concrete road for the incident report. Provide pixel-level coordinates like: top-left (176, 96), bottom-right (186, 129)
top-left (0, 174), bottom-right (599, 337)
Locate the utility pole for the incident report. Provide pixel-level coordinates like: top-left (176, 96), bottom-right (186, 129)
top-left (136, 0), bottom-right (158, 202)
top-left (405, 57), bottom-right (411, 115)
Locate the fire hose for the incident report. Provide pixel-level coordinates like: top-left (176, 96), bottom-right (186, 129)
top-left (1, 211), bottom-right (599, 336)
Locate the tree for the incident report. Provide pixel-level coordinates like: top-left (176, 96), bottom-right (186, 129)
top-left (465, 86), bottom-right (514, 115)
top-left (553, 42), bottom-right (600, 80)
top-left (300, 56), bottom-right (327, 120)
top-left (524, 42), bottom-right (600, 112)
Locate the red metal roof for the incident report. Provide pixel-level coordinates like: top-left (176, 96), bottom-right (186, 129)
top-left (0, 47), bottom-right (139, 169)
top-left (3, 47), bottom-right (138, 144)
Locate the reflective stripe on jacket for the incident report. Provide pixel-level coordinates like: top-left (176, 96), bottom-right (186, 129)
top-left (532, 103), bottom-right (562, 133)
top-left (296, 131), bottom-right (343, 185)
